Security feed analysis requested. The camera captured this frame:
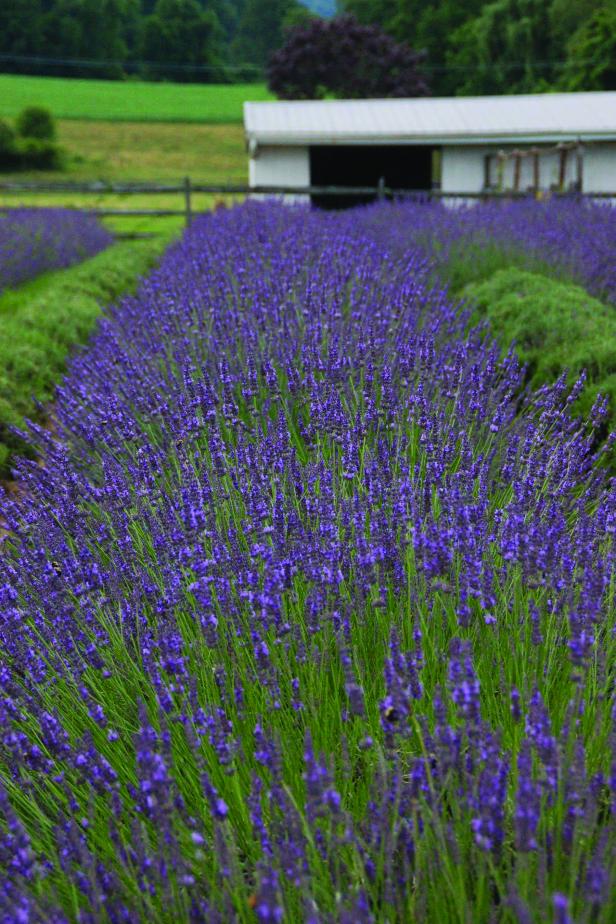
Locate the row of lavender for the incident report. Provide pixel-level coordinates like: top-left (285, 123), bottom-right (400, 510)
top-left (0, 202), bottom-right (614, 922)
top-left (364, 197), bottom-right (616, 304)
top-left (0, 209), bottom-right (112, 293)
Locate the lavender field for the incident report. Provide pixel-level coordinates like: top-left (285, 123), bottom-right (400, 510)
top-left (0, 209), bottom-right (112, 293)
top-left (0, 201), bottom-right (614, 923)
top-left (357, 197), bottom-right (616, 303)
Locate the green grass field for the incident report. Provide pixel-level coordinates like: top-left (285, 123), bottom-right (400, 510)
top-left (0, 74), bottom-right (265, 233)
top-left (0, 74), bottom-right (273, 123)
top-left (0, 119), bottom-right (248, 236)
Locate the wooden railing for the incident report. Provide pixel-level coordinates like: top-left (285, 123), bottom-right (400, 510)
top-left (0, 177), bottom-right (614, 229)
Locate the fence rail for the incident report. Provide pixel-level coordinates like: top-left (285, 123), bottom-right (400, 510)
top-left (1, 177), bottom-right (615, 228)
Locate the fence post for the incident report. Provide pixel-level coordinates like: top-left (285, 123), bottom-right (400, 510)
top-left (532, 148), bottom-right (540, 193)
top-left (377, 176), bottom-right (386, 202)
top-left (576, 138), bottom-right (584, 192)
top-left (512, 150), bottom-right (521, 192)
top-left (497, 151), bottom-right (505, 192)
top-left (183, 176), bottom-right (192, 227)
top-left (557, 145), bottom-right (568, 191)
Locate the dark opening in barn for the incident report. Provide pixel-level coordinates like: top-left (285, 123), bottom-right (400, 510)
top-left (310, 144), bottom-right (434, 209)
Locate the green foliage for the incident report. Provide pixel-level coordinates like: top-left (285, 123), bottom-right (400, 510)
top-left (0, 106), bottom-right (61, 170)
top-left (2, 0), bottom-right (614, 92)
top-left (283, 4), bottom-right (317, 29)
top-left (462, 267), bottom-right (616, 422)
top-left (142, 0), bottom-right (225, 82)
top-left (232, 0), bottom-right (306, 68)
top-left (560, 4), bottom-right (616, 91)
top-left (14, 137), bottom-right (62, 168)
top-left (435, 238), bottom-right (561, 292)
top-left (0, 0), bottom-right (312, 83)
top-left (0, 120), bottom-right (19, 168)
top-left (342, 0), bottom-right (616, 94)
top-left (0, 235), bottom-right (171, 476)
top-left (1, 0), bottom-right (138, 79)
top-left (446, 0), bottom-right (555, 96)
top-left (16, 104), bottom-right (56, 140)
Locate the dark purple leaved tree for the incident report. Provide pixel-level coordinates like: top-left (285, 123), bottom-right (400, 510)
top-left (267, 14), bottom-right (430, 100)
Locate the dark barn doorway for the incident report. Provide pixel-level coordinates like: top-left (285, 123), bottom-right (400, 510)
top-left (310, 144), bottom-right (433, 209)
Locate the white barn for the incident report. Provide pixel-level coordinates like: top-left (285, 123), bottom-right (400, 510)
top-left (244, 92), bottom-right (616, 206)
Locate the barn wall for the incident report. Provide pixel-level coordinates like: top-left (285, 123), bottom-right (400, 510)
top-left (441, 146), bottom-right (492, 194)
top-left (442, 142), bottom-right (616, 195)
top-left (249, 146), bottom-right (310, 202)
top-left (441, 144), bottom-right (580, 193)
top-left (583, 143), bottom-right (616, 193)
top-left (248, 141), bottom-right (616, 201)
top-left (496, 148), bottom-right (578, 190)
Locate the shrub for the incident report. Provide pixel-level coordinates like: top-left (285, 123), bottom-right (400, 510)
top-left (462, 266), bottom-right (616, 423)
top-left (0, 119), bottom-right (19, 169)
top-left (16, 105), bottom-right (56, 141)
top-left (15, 137), bottom-right (62, 170)
top-left (0, 110), bottom-right (62, 171)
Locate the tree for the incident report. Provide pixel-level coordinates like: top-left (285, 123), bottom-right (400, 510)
top-left (340, 0), bottom-right (397, 26)
top-left (445, 0), bottom-right (553, 96)
top-left (560, 4), bottom-right (616, 91)
top-left (232, 0), bottom-right (304, 69)
top-left (342, 0), bottom-right (485, 96)
top-left (142, 0), bottom-right (225, 81)
top-left (267, 13), bottom-right (429, 98)
top-left (38, 0), bottom-right (140, 77)
top-left (0, 0), bottom-right (45, 73)
top-left (17, 105), bottom-right (56, 139)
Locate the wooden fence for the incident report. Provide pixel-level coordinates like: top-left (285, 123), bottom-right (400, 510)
top-left (1, 177), bottom-right (615, 229)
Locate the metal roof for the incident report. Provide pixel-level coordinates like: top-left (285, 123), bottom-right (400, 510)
top-left (244, 93), bottom-right (616, 146)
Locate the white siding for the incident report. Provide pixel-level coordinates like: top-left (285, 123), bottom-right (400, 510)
top-left (249, 146), bottom-right (310, 202)
top-left (441, 146), bottom-right (491, 193)
top-left (583, 143), bottom-right (616, 193)
top-left (497, 148), bottom-right (578, 190)
top-left (249, 141), bottom-right (616, 201)
top-left (441, 144), bottom-right (598, 195)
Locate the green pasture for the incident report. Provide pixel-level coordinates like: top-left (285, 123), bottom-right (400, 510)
top-left (0, 119), bottom-right (248, 233)
top-left (0, 75), bottom-right (273, 123)
top-left (0, 234), bottom-right (173, 476)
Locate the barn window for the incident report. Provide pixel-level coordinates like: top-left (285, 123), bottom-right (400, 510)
top-left (309, 145), bottom-right (434, 209)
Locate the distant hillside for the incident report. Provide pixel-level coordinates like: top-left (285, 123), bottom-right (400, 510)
top-left (299, 0), bottom-right (337, 16)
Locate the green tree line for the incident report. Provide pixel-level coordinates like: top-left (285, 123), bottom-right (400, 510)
top-left (2, 0), bottom-right (614, 92)
top-left (341, 0), bottom-right (616, 94)
top-left (0, 0), bottom-right (314, 81)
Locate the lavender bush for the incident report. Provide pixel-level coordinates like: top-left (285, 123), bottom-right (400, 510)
top-left (363, 196), bottom-right (616, 304)
top-left (0, 208), bottom-right (112, 293)
top-left (0, 202), bottom-right (614, 923)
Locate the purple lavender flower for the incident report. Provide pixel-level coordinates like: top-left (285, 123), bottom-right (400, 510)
top-left (514, 741), bottom-right (541, 852)
top-left (0, 199), bottom-right (614, 920)
top-left (0, 208), bottom-right (112, 292)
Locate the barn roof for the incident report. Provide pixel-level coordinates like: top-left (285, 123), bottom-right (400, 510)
top-left (244, 92), bottom-right (616, 146)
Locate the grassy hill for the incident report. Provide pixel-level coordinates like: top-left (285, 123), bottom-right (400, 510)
top-left (0, 75), bottom-right (273, 123)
